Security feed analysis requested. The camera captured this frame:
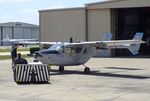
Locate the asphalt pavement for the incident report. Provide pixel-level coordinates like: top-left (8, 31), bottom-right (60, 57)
top-left (0, 58), bottom-right (150, 101)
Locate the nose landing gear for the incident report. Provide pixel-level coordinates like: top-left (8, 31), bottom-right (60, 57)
top-left (59, 66), bottom-right (64, 72)
top-left (83, 64), bottom-right (90, 73)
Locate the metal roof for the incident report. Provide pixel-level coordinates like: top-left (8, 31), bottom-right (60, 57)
top-left (85, 0), bottom-right (126, 6)
top-left (0, 22), bottom-right (38, 27)
top-left (85, 0), bottom-right (150, 9)
top-left (39, 7), bottom-right (85, 12)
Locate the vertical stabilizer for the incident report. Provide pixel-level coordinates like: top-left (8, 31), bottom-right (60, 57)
top-left (102, 32), bottom-right (112, 41)
top-left (128, 32), bottom-right (144, 55)
top-left (133, 32), bottom-right (144, 40)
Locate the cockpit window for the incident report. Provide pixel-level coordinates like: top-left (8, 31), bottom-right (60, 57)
top-left (49, 44), bottom-right (61, 50)
top-left (49, 44), bottom-right (64, 53)
top-left (63, 47), bottom-right (75, 54)
top-left (64, 47), bottom-right (83, 54)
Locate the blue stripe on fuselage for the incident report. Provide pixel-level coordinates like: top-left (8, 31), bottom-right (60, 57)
top-left (40, 50), bottom-right (60, 55)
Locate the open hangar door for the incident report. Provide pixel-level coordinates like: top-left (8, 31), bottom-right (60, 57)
top-left (112, 7), bottom-right (150, 56)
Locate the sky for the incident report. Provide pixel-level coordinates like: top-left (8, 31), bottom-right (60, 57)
top-left (0, 0), bottom-right (107, 25)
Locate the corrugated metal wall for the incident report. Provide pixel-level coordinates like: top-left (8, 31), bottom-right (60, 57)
top-left (39, 0), bottom-right (150, 57)
top-left (87, 9), bottom-right (111, 41)
top-left (39, 0), bottom-right (150, 42)
top-left (23, 28), bottom-right (32, 39)
top-left (32, 28), bottom-right (39, 40)
top-left (40, 8), bottom-right (86, 42)
top-left (87, 9), bottom-right (111, 56)
top-left (13, 27), bottom-right (38, 39)
top-left (3, 27), bottom-right (13, 46)
top-left (14, 27), bottom-right (22, 39)
top-left (0, 27), bottom-right (39, 46)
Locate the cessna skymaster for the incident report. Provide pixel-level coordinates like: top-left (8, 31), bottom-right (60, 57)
top-left (1, 32), bottom-right (145, 73)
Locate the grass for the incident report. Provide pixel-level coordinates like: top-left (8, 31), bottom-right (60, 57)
top-left (0, 48), bottom-right (29, 52)
top-left (0, 54), bottom-right (30, 60)
top-left (0, 55), bottom-right (11, 60)
top-left (0, 46), bottom-right (39, 60)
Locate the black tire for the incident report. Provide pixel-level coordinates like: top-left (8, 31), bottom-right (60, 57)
top-left (33, 60), bottom-right (39, 62)
top-left (84, 67), bottom-right (90, 73)
top-left (59, 66), bottom-right (64, 72)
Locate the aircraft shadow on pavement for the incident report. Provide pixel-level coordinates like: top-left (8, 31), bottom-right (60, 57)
top-left (105, 67), bottom-right (142, 70)
top-left (16, 82), bottom-right (51, 85)
top-left (50, 67), bottom-right (150, 80)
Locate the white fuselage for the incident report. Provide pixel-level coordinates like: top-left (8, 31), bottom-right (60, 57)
top-left (35, 44), bottom-right (96, 66)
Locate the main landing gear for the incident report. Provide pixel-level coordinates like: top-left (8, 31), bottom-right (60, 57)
top-left (59, 65), bottom-right (90, 73)
top-left (83, 64), bottom-right (90, 73)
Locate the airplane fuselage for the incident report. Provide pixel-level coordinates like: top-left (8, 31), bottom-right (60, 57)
top-left (34, 44), bottom-right (96, 66)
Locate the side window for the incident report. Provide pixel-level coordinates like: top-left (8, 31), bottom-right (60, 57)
top-left (71, 47), bottom-right (75, 53)
top-left (64, 47), bottom-right (76, 54)
top-left (65, 48), bottom-right (71, 54)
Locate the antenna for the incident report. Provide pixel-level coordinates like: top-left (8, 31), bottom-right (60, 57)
top-left (69, 37), bottom-right (73, 43)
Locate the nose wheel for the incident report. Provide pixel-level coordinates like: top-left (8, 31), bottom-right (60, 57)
top-left (59, 66), bottom-right (64, 72)
top-left (33, 59), bottom-right (39, 62)
top-left (83, 65), bottom-right (90, 73)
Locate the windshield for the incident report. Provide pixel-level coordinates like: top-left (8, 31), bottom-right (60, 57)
top-left (48, 44), bottom-right (64, 52)
top-left (40, 50), bottom-right (60, 54)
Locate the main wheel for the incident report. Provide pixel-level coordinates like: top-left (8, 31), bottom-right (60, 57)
top-left (84, 67), bottom-right (90, 73)
top-left (59, 66), bottom-right (64, 72)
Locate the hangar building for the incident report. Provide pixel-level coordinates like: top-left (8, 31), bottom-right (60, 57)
top-left (0, 22), bottom-right (39, 46)
top-left (39, 0), bottom-right (150, 56)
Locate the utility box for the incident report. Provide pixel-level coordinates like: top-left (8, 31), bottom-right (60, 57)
top-left (15, 64), bottom-right (50, 84)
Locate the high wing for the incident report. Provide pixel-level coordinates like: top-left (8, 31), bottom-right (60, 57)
top-left (18, 32), bottom-right (112, 46)
top-left (1, 38), bottom-right (38, 44)
top-left (6, 32), bottom-right (111, 46)
top-left (18, 41), bottom-right (59, 45)
top-left (1, 33), bottom-right (38, 44)
top-left (11, 32), bottom-right (145, 55)
top-left (66, 33), bottom-right (144, 47)
top-left (17, 41), bottom-right (67, 49)
top-left (65, 32), bottom-right (145, 55)
top-left (1, 38), bottom-right (59, 46)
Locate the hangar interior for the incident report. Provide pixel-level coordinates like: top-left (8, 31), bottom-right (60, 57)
top-left (114, 7), bottom-right (150, 56)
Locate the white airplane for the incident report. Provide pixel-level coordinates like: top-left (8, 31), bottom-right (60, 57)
top-left (17, 32), bottom-right (145, 73)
